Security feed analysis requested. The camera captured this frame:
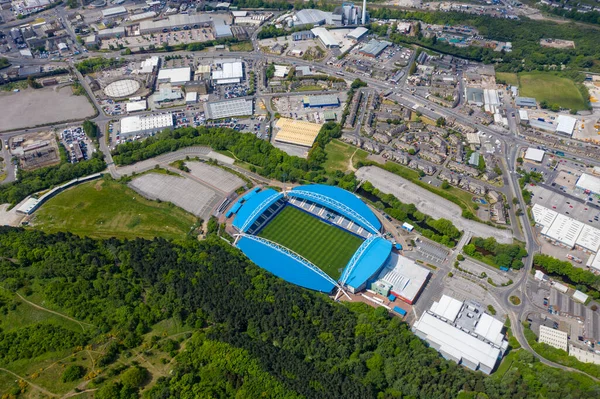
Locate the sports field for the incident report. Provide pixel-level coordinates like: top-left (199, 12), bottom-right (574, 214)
top-left (518, 73), bottom-right (587, 111)
top-left (258, 206), bottom-right (363, 279)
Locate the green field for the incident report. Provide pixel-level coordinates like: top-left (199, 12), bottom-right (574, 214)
top-left (496, 72), bottom-right (518, 86)
top-left (33, 178), bottom-right (198, 240)
top-left (323, 139), bottom-right (369, 173)
top-left (518, 72), bottom-right (587, 110)
top-left (259, 206), bottom-right (363, 278)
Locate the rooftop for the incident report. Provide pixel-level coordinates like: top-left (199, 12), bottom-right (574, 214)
top-left (556, 115), bottom-right (577, 135)
top-left (274, 118), bottom-right (322, 147)
top-left (376, 253), bottom-right (430, 303)
top-left (542, 213), bottom-right (585, 248)
top-left (203, 98), bottom-right (253, 120)
top-left (515, 97), bottom-right (537, 107)
top-left (120, 113), bottom-right (173, 135)
top-left (157, 67), bottom-right (191, 84)
top-left (524, 147), bottom-right (545, 162)
top-left (576, 173), bottom-right (600, 194)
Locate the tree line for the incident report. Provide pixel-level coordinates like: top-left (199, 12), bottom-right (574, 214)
top-left (464, 236), bottom-right (528, 270)
top-left (534, 253), bottom-right (600, 300)
top-left (1, 228), bottom-right (599, 397)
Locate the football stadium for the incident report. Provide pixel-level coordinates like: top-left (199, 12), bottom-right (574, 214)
top-left (230, 184), bottom-right (394, 295)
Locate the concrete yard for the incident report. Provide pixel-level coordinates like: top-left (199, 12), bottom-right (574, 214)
top-left (530, 185), bottom-right (600, 225)
top-left (0, 86), bottom-right (95, 132)
top-left (185, 161), bottom-right (244, 193)
top-left (356, 166), bottom-right (513, 243)
top-left (129, 174), bottom-right (221, 219)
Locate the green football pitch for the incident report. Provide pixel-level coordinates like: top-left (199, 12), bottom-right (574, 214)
top-left (258, 206), bottom-right (364, 279)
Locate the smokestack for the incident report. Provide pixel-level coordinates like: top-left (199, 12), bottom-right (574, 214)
top-left (362, 0), bottom-right (367, 25)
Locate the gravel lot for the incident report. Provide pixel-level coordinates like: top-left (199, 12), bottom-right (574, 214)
top-left (356, 166), bottom-right (513, 243)
top-left (185, 162), bottom-right (244, 193)
top-left (0, 86), bottom-right (95, 132)
top-left (129, 173), bottom-right (221, 219)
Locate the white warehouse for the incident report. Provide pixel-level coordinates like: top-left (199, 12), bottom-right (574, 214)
top-left (120, 113), bottom-right (174, 137)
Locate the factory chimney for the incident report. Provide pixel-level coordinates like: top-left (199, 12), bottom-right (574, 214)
top-left (362, 0), bottom-right (367, 25)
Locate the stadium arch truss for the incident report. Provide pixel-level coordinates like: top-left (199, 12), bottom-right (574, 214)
top-left (340, 235), bottom-right (378, 285)
top-left (287, 189), bottom-right (382, 236)
top-left (238, 234), bottom-right (344, 292)
top-left (240, 191), bottom-right (284, 232)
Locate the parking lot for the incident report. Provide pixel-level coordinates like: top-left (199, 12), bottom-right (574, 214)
top-left (550, 288), bottom-right (600, 342)
top-left (530, 185), bottom-right (600, 225)
top-left (60, 126), bottom-right (94, 163)
top-left (415, 238), bottom-right (449, 263)
top-left (185, 161), bottom-right (244, 193)
top-left (129, 173), bottom-right (222, 220)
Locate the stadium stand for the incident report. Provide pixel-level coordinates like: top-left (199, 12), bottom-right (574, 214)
top-left (340, 236), bottom-right (393, 293)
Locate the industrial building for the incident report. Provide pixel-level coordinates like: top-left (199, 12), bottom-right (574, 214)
top-left (294, 9), bottom-right (332, 27)
top-left (213, 20), bottom-right (233, 38)
top-left (531, 203), bottom-right (558, 229)
top-left (311, 27), bottom-right (338, 48)
top-left (541, 214), bottom-right (584, 249)
top-left (203, 98), bottom-right (253, 120)
top-left (359, 39), bottom-right (391, 58)
top-left (102, 6), bottom-right (127, 19)
top-left (211, 61), bottom-right (244, 85)
top-left (539, 325), bottom-right (568, 352)
top-left (139, 56), bottom-right (160, 74)
top-left (274, 118), bottom-right (322, 147)
top-left (573, 290), bottom-right (589, 304)
top-left (532, 204), bottom-right (600, 252)
top-left (483, 89), bottom-right (501, 114)
top-left (126, 100), bottom-right (147, 113)
top-left (412, 295), bottom-right (508, 374)
top-left (120, 113), bottom-right (174, 137)
top-left (139, 14), bottom-right (221, 34)
top-left (524, 147), bottom-right (545, 163)
top-left (347, 26), bottom-right (368, 40)
top-left (372, 253), bottom-right (430, 304)
top-left (466, 87), bottom-right (484, 106)
top-left (302, 94), bottom-right (340, 108)
top-left (184, 80), bottom-right (209, 95)
top-left (555, 115), bottom-right (577, 136)
top-left (576, 173), bottom-right (600, 195)
top-left (157, 67), bottom-right (191, 85)
top-left (292, 30), bottom-right (315, 41)
top-left (185, 92), bottom-right (198, 104)
top-left (515, 97), bottom-right (537, 108)
top-left (97, 27), bottom-right (125, 39)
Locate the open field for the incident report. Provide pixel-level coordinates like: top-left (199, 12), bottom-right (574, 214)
top-left (259, 206), bottom-right (363, 278)
top-left (0, 86), bottom-right (95, 132)
top-left (323, 139), bottom-right (369, 173)
top-left (33, 179), bottom-right (197, 240)
top-left (518, 73), bottom-right (587, 110)
top-left (496, 72), bottom-right (518, 86)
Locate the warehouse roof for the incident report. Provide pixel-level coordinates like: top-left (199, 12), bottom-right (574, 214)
top-left (157, 67), bottom-right (191, 84)
top-left (102, 6), bottom-right (127, 18)
top-left (542, 213), bottom-right (584, 248)
top-left (311, 27), bottom-right (337, 47)
top-left (515, 97), bottom-right (537, 107)
top-left (120, 113), bottom-right (173, 135)
top-left (274, 118), bottom-right (322, 147)
top-left (296, 9), bottom-right (331, 25)
top-left (303, 94), bottom-right (339, 107)
top-left (139, 14), bottom-right (219, 31)
top-left (524, 147), bottom-right (545, 162)
top-left (347, 26), bottom-right (368, 39)
top-left (203, 98), bottom-right (253, 120)
top-left (556, 115), bottom-right (577, 136)
top-left (126, 100), bottom-right (147, 112)
top-left (376, 253), bottom-right (430, 304)
top-left (573, 290), bottom-right (589, 304)
top-left (576, 224), bottom-right (600, 252)
top-left (211, 61), bottom-right (243, 81)
top-left (214, 21), bottom-right (232, 38)
top-left (430, 295), bottom-right (462, 322)
top-left (518, 109), bottom-right (528, 121)
top-left (466, 87), bottom-right (484, 104)
top-left (474, 313), bottom-right (505, 347)
top-left (576, 173), bottom-right (600, 194)
top-left (360, 39), bottom-right (391, 56)
top-left (531, 204), bottom-right (558, 228)
top-left (413, 312), bottom-right (503, 374)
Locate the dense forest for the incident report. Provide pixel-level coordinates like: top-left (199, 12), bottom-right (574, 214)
top-left (1, 228), bottom-right (600, 398)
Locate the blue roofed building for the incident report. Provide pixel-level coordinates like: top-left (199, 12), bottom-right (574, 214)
top-left (340, 236), bottom-right (392, 293)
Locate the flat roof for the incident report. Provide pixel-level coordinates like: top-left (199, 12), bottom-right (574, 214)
top-left (542, 213), bottom-right (584, 248)
top-left (126, 100), bottom-right (147, 112)
top-left (296, 9), bottom-right (331, 25)
top-left (360, 39), bottom-right (391, 56)
top-left (573, 290), bottom-right (589, 304)
top-left (303, 94), bottom-right (339, 107)
top-left (120, 113), bottom-right (173, 135)
top-left (157, 67), bottom-right (191, 84)
top-left (576, 224), bottom-right (600, 252)
top-left (531, 204), bottom-right (558, 228)
top-left (413, 312), bottom-right (502, 373)
top-left (576, 173), bottom-right (600, 194)
top-left (211, 61), bottom-right (243, 80)
top-left (376, 253), bottom-right (430, 303)
top-left (348, 26), bottom-right (368, 39)
top-left (204, 98), bottom-right (253, 120)
top-left (185, 91), bottom-right (197, 102)
top-left (139, 14), bottom-right (219, 31)
top-left (274, 118), bottom-right (322, 147)
top-left (430, 295), bottom-right (462, 322)
top-left (515, 96), bottom-right (536, 107)
top-left (518, 109), bottom-right (528, 120)
top-left (102, 6), bottom-right (127, 17)
top-left (311, 27), bottom-right (337, 47)
top-left (524, 147), bottom-right (545, 162)
top-left (556, 115), bottom-right (577, 135)
top-left (17, 197), bottom-right (40, 214)
top-left (474, 313), bottom-right (505, 347)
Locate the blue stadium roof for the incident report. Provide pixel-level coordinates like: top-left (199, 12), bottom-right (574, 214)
top-left (233, 189), bottom-right (284, 232)
top-left (288, 185), bottom-right (381, 234)
top-left (341, 236), bottom-right (392, 290)
top-left (237, 235), bottom-right (337, 293)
